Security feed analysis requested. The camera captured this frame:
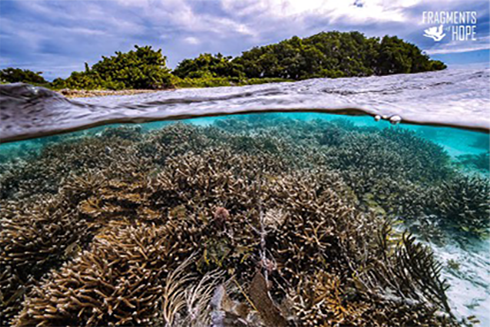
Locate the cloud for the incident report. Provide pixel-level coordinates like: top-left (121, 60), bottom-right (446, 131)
top-left (0, 0), bottom-right (488, 80)
top-left (425, 36), bottom-right (490, 54)
top-left (230, 0), bottom-right (414, 23)
top-left (184, 36), bottom-right (200, 45)
top-left (427, 45), bottom-right (490, 54)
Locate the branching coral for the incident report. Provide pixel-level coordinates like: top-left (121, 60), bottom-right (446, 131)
top-left (0, 133), bottom-right (138, 201)
top-left (0, 173), bottom-right (109, 325)
top-left (0, 115), bottom-right (485, 326)
top-left (457, 152), bottom-right (490, 172)
top-left (429, 176), bottom-right (490, 239)
top-left (14, 222), bottom-right (184, 326)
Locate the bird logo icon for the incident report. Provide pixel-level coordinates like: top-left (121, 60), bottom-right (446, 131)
top-left (423, 25), bottom-right (446, 41)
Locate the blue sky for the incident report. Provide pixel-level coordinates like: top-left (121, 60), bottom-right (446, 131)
top-left (0, 0), bottom-right (488, 80)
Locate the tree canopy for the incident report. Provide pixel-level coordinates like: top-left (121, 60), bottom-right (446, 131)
top-left (172, 53), bottom-right (244, 79)
top-left (0, 68), bottom-right (48, 84)
top-left (3, 31), bottom-right (447, 90)
top-left (176, 32), bottom-right (446, 80)
top-left (52, 45), bottom-right (173, 90)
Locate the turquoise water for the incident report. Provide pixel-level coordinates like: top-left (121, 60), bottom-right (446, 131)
top-left (0, 112), bottom-right (488, 326)
top-left (3, 112), bottom-right (488, 167)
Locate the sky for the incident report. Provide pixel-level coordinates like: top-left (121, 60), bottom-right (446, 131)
top-left (0, 0), bottom-right (489, 80)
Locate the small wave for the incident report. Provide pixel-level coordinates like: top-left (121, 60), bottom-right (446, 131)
top-left (1, 68), bottom-right (489, 143)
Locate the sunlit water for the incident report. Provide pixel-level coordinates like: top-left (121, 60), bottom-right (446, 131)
top-left (0, 68), bottom-right (489, 325)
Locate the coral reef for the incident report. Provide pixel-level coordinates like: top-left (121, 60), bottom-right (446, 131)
top-left (0, 115), bottom-right (487, 326)
top-left (15, 222), bottom-right (194, 326)
top-left (456, 152), bottom-right (490, 173)
top-left (428, 176), bottom-right (490, 238)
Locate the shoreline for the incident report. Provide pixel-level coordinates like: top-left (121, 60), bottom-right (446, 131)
top-left (57, 88), bottom-right (166, 98)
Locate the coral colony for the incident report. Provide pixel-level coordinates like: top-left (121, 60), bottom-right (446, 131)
top-left (0, 115), bottom-right (488, 326)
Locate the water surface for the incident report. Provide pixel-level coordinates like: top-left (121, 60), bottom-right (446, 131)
top-left (1, 68), bottom-right (489, 144)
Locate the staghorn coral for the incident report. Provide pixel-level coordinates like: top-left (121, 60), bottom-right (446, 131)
top-left (0, 172), bottom-right (109, 325)
top-left (0, 133), bottom-right (139, 201)
top-left (289, 225), bottom-right (456, 327)
top-left (292, 271), bottom-right (372, 326)
top-left (0, 115), bottom-right (486, 326)
top-left (456, 152), bottom-right (490, 173)
top-left (378, 127), bottom-right (453, 182)
top-left (428, 176), bottom-right (490, 239)
top-left (99, 125), bottom-right (143, 141)
top-left (14, 222), bottom-right (180, 326)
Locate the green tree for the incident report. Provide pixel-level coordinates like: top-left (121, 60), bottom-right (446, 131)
top-left (0, 68), bottom-right (48, 84)
top-left (232, 31), bottom-right (445, 79)
top-left (51, 31), bottom-right (447, 91)
top-left (53, 45), bottom-right (173, 90)
top-left (376, 36), bottom-right (446, 74)
top-left (173, 53), bottom-right (244, 79)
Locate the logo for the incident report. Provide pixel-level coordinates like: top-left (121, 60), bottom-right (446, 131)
top-left (422, 11), bottom-right (477, 42)
top-left (423, 25), bottom-right (446, 41)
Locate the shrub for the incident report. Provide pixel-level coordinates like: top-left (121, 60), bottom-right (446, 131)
top-left (0, 68), bottom-right (48, 84)
top-left (52, 45), bottom-right (173, 90)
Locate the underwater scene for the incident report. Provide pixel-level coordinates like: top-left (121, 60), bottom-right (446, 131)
top-left (0, 112), bottom-right (488, 327)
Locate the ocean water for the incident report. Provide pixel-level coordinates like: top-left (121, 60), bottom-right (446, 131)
top-left (0, 70), bottom-right (489, 326)
top-left (1, 67), bottom-right (489, 143)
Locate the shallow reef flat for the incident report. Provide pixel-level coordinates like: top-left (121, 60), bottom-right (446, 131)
top-left (0, 116), bottom-right (488, 326)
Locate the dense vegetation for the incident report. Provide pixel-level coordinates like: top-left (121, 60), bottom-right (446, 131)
top-left (50, 48), bottom-right (287, 90)
top-left (51, 45), bottom-right (173, 90)
top-left (176, 32), bottom-right (446, 79)
top-left (0, 68), bottom-right (48, 85)
top-left (1, 31), bottom-right (446, 90)
top-left (173, 53), bottom-right (244, 79)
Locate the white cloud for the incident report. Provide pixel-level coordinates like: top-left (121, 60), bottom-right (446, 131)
top-left (424, 36), bottom-right (490, 54)
top-left (221, 0), bottom-right (420, 24)
top-left (115, 0), bottom-right (151, 8)
top-left (184, 36), bottom-right (200, 45)
top-left (426, 45), bottom-right (490, 54)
